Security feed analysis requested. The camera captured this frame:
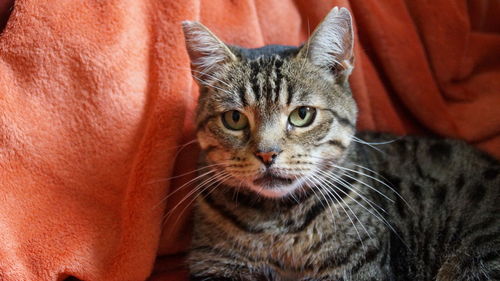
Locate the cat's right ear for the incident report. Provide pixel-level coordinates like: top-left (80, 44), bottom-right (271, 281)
top-left (182, 21), bottom-right (237, 83)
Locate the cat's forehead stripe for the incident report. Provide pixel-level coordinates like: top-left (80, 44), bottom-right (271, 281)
top-left (238, 85), bottom-right (247, 107)
top-left (244, 56), bottom-right (289, 109)
top-left (249, 60), bottom-right (261, 101)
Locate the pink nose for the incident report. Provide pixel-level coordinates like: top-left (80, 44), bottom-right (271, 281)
top-left (255, 151), bottom-right (279, 165)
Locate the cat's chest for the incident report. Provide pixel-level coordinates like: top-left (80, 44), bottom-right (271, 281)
top-left (196, 194), bottom-right (364, 269)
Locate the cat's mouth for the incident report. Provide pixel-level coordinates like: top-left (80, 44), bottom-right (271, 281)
top-left (253, 172), bottom-right (294, 188)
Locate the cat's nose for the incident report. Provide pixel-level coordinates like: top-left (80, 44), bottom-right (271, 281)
top-left (255, 150), bottom-right (281, 166)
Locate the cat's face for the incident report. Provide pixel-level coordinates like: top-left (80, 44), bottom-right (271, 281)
top-left (183, 7), bottom-right (356, 198)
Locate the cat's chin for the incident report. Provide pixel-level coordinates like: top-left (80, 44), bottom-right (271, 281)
top-left (246, 184), bottom-right (300, 198)
top-left (246, 178), bottom-right (303, 198)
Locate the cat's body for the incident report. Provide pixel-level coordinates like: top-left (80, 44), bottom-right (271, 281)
top-left (189, 133), bottom-right (499, 280)
top-left (181, 7), bottom-right (500, 281)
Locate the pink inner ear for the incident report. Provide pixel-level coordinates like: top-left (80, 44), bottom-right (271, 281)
top-left (0, 0), bottom-right (14, 33)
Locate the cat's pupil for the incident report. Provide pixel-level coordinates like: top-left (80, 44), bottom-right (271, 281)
top-left (298, 107), bottom-right (307, 119)
top-left (232, 111), bottom-right (240, 122)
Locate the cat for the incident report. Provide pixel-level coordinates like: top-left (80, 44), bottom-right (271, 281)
top-left (181, 7), bottom-right (499, 281)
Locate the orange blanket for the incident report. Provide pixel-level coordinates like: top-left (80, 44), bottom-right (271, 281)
top-left (0, 1), bottom-right (498, 280)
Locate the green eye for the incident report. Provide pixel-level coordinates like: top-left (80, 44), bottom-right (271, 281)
top-left (289, 106), bottom-right (316, 127)
top-left (222, 110), bottom-right (249, 130)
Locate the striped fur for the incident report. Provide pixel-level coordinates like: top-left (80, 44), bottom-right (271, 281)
top-left (182, 7), bottom-right (500, 281)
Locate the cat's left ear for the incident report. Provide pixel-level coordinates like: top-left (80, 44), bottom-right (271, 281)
top-left (182, 21), bottom-right (238, 83)
top-left (298, 7), bottom-right (354, 84)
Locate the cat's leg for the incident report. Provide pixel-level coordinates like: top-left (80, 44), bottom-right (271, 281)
top-left (188, 248), bottom-right (268, 281)
top-left (188, 261), bottom-right (249, 281)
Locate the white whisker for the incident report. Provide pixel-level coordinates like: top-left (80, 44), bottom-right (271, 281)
top-left (312, 173), bottom-right (367, 249)
top-left (169, 172), bottom-right (233, 228)
top-left (147, 162), bottom-right (226, 185)
top-left (332, 164), bottom-right (414, 213)
top-left (352, 135), bottom-right (402, 145)
top-left (316, 169), bottom-right (398, 238)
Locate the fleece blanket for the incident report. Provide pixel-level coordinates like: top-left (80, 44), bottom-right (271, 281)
top-left (0, 0), bottom-right (498, 280)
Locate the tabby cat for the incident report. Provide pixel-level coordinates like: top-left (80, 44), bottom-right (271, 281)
top-left (181, 7), bottom-right (499, 281)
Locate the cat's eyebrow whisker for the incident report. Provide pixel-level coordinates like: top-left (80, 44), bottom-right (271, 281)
top-left (193, 75), bottom-right (237, 97)
top-left (174, 65), bottom-right (233, 89)
top-left (297, 19), bottom-right (312, 76)
top-left (189, 67), bottom-right (233, 88)
top-left (351, 135), bottom-right (402, 145)
top-left (350, 136), bottom-right (385, 154)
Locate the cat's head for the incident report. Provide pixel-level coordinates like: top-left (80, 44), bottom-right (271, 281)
top-left (182, 7), bottom-right (357, 198)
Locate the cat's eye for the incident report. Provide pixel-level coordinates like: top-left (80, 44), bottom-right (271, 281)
top-left (222, 110), bottom-right (249, 130)
top-left (289, 106), bottom-right (316, 127)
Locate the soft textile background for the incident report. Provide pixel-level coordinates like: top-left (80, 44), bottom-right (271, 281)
top-left (0, 0), bottom-right (498, 280)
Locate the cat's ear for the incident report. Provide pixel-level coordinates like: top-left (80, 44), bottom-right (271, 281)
top-left (298, 7), bottom-right (354, 84)
top-left (182, 21), bottom-right (237, 82)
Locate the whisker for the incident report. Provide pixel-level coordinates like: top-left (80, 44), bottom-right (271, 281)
top-left (189, 68), bottom-right (233, 88)
top-left (298, 18), bottom-right (312, 75)
top-left (319, 179), bottom-right (372, 242)
top-left (163, 170), bottom-right (232, 226)
top-left (169, 172), bottom-right (233, 228)
top-left (334, 175), bottom-right (389, 215)
top-left (316, 169), bottom-right (398, 237)
top-left (351, 136), bottom-right (385, 154)
top-left (152, 169), bottom-right (216, 210)
top-left (304, 175), bottom-right (339, 230)
top-left (352, 163), bottom-right (403, 196)
top-left (174, 65), bottom-right (234, 89)
top-left (311, 173), bottom-right (367, 249)
top-left (172, 139), bottom-right (199, 162)
top-left (159, 138), bottom-right (198, 154)
top-left (332, 164), bottom-right (414, 213)
top-left (336, 170), bottom-right (394, 203)
top-left (309, 156), bottom-right (395, 203)
top-left (327, 171), bottom-right (409, 249)
top-left (352, 135), bottom-right (402, 145)
top-left (147, 162), bottom-right (227, 185)
top-left (162, 171), bottom-right (223, 220)
top-left (192, 76), bottom-right (236, 97)
top-left (316, 168), bottom-right (389, 215)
